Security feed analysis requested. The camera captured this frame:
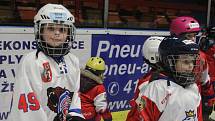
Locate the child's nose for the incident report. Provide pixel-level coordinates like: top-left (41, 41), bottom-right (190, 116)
top-left (187, 63), bottom-right (194, 72)
top-left (54, 30), bottom-right (60, 35)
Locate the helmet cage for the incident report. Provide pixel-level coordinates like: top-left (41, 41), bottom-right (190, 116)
top-left (167, 54), bottom-right (201, 86)
top-left (35, 20), bottom-right (76, 57)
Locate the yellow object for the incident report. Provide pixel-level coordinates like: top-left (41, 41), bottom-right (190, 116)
top-left (86, 57), bottom-right (105, 71)
top-left (112, 110), bottom-right (129, 121)
top-left (101, 110), bottom-right (129, 121)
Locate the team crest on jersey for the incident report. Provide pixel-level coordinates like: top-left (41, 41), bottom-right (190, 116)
top-left (41, 62), bottom-right (52, 82)
top-left (47, 86), bottom-right (74, 121)
top-left (138, 97), bottom-right (146, 111)
top-left (182, 110), bottom-right (196, 121)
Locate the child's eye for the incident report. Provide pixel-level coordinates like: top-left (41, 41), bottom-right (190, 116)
top-left (47, 26), bottom-right (55, 31)
top-left (59, 28), bottom-right (66, 32)
top-left (183, 60), bottom-right (193, 64)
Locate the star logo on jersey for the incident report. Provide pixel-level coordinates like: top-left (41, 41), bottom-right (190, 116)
top-left (41, 62), bottom-right (52, 82)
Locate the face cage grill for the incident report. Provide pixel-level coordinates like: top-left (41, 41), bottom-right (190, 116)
top-left (36, 22), bottom-right (75, 57)
top-left (167, 54), bottom-right (202, 86)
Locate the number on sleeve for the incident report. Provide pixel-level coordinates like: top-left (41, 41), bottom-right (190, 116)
top-left (28, 92), bottom-right (40, 111)
top-left (18, 94), bottom-right (28, 112)
top-left (18, 92), bottom-right (40, 112)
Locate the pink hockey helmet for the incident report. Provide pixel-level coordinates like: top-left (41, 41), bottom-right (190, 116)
top-left (170, 16), bottom-right (201, 36)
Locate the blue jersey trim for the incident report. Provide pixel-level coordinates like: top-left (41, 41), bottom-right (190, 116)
top-left (69, 108), bottom-right (82, 114)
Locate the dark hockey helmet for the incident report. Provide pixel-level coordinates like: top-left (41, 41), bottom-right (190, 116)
top-left (159, 37), bottom-right (201, 87)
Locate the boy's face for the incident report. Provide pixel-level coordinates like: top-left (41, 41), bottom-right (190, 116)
top-left (175, 54), bottom-right (195, 73)
top-left (182, 32), bottom-right (198, 41)
top-left (41, 23), bottom-right (69, 47)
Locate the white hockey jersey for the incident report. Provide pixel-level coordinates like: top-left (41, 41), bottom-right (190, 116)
top-left (9, 51), bottom-right (84, 121)
top-left (137, 77), bottom-right (202, 121)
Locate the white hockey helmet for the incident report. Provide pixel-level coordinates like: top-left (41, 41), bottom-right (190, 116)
top-left (34, 4), bottom-right (76, 57)
top-left (142, 36), bottom-right (165, 64)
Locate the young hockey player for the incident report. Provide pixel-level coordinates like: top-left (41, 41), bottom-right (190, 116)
top-left (10, 4), bottom-right (85, 121)
top-left (137, 37), bottom-right (203, 121)
top-left (80, 57), bottom-right (112, 121)
top-left (170, 16), bottom-right (209, 84)
top-left (170, 16), bottom-right (200, 41)
top-left (126, 36), bottom-right (165, 121)
top-left (199, 26), bottom-right (215, 84)
top-left (198, 26), bottom-right (215, 120)
top-left (170, 16), bottom-right (215, 120)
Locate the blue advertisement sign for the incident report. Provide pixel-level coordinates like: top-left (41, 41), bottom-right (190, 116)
top-left (91, 34), bottom-right (151, 112)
